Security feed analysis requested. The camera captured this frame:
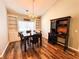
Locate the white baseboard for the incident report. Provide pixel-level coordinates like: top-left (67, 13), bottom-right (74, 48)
top-left (56, 42), bottom-right (79, 52)
top-left (0, 42), bottom-right (9, 58)
top-left (68, 47), bottom-right (79, 52)
top-left (43, 37), bottom-right (79, 53)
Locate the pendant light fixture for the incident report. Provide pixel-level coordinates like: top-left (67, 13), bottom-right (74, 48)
top-left (26, 0), bottom-right (37, 21)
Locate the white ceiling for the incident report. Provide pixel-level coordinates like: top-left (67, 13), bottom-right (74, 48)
top-left (4, 0), bottom-right (57, 16)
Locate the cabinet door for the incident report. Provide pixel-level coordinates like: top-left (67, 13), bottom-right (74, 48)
top-left (48, 33), bottom-right (57, 44)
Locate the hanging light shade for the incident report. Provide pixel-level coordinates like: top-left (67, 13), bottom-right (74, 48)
top-left (26, 0), bottom-right (37, 21)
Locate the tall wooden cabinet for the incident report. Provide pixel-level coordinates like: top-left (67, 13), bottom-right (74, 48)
top-left (48, 16), bottom-right (71, 51)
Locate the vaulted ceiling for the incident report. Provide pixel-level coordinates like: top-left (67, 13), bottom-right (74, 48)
top-left (4, 0), bottom-right (57, 16)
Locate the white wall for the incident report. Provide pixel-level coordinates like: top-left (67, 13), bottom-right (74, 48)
top-left (0, 0), bottom-right (8, 57)
top-left (41, 0), bottom-right (79, 50)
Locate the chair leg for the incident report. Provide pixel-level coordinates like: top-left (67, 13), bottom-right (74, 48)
top-left (20, 42), bottom-right (22, 49)
top-left (20, 40), bottom-right (23, 50)
top-left (32, 44), bottom-right (34, 49)
top-left (36, 42), bottom-right (39, 47)
top-left (24, 41), bottom-right (26, 52)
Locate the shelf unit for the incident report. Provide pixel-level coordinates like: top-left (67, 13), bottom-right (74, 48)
top-left (8, 16), bottom-right (17, 31)
top-left (36, 18), bottom-right (41, 30)
top-left (48, 16), bottom-right (71, 51)
top-left (8, 16), bottom-right (19, 42)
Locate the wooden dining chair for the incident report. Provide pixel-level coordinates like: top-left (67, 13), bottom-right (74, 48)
top-left (30, 34), bottom-right (39, 48)
top-left (18, 32), bottom-right (26, 52)
top-left (26, 30), bottom-right (31, 46)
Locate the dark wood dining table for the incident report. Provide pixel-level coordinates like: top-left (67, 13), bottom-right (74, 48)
top-left (22, 31), bottom-right (42, 52)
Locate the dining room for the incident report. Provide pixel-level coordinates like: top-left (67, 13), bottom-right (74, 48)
top-left (0, 0), bottom-right (79, 59)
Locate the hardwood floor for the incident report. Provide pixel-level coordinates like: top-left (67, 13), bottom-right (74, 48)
top-left (3, 38), bottom-right (79, 59)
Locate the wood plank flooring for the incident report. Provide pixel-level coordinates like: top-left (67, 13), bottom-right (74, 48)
top-left (3, 38), bottom-right (79, 59)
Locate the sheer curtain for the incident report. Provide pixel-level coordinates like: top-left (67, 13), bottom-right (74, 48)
top-left (18, 21), bottom-right (36, 32)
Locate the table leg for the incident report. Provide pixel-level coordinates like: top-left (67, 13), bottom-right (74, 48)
top-left (40, 33), bottom-right (42, 46)
top-left (24, 40), bottom-right (26, 52)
